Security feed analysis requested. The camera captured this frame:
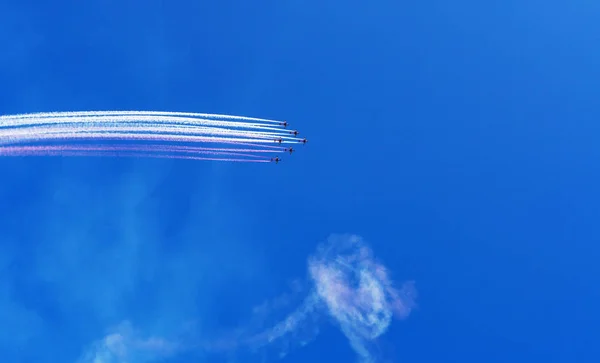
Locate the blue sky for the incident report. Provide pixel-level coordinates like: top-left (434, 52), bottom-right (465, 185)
top-left (1, 0), bottom-right (600, 362)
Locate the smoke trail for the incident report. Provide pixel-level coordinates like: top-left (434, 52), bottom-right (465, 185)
top-left (0, 110), bottom-right (282, 124)
top-left (0, 149), bottom-right (270, 163)
top-left (0, 145), bottom-right (272, 160)
top-left (0, 124), bottom-right (298, 142)
top-left (75, 235), bottom-right (413, 363)
top-left (306, 235), bottom-right (416, 363)
top-left (32, 144), bottom-right (282, 154)
top-left (0, 111), bottom-right (305, 162)
top-left (0, 131), bottom-right (298, 145)
top-left (0, 115), bottom-right (290, 133)
top-left (214, 235), bottom-right (416, 363)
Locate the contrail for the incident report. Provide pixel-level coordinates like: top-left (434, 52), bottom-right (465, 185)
top-left (0, 111), bottom-right (306, 163)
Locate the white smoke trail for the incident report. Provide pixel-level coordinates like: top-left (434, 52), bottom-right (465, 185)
top-left (0, 110), bottom-right (282, 124)
top-left (306, 235), bottom-right (416, 362)
top-left (0, 114), bottom-right (289, 133)
top-left (0, 124), bottom-right (298, 141)
top-left (218, 234), bottom-right (416, 363)
top-left (0, 131), bottom-right (299, 146)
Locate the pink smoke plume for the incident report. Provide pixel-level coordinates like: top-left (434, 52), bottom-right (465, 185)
top-left (226, 234), bottom-right (417, 363)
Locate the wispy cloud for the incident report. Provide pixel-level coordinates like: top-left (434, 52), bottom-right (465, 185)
top-left (0, 247), bottom-right (45, 356)
top-left (0, 157), bottom-right (269, 362)
top-left (76, 321), bottom-right (180, 363)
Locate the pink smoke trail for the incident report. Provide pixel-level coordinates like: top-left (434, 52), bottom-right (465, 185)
top-left (0, 148), bottom-right (270, 163)
top-left (0, 145), bottom-right (274, 159)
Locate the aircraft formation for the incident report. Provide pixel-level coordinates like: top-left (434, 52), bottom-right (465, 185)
top-left (0, 111), bottom-right (307, 163)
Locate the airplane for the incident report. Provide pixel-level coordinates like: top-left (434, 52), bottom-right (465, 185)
top-left (285, 147), bottom-right (295, 154)
top-left (279, 121), bottom-right (288, 127)
top-left (289, 130), bottom-right (299, 136)
top-left (299, 138), bottom-right (307, 144)
top-left (271, 157), bottom-right (281, 163)
top-left (274, 138), bottom-right (283, 143)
